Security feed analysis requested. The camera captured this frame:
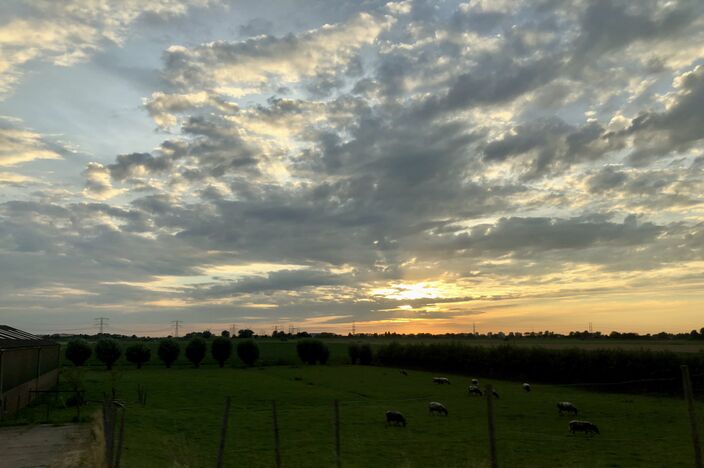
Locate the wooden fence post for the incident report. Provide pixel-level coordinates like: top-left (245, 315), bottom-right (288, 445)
top-left (272, 400), bottom-right (282, 468)
top-left (333, 399), bottom-right (341, 468)
top-left (114, 404), bottom-right (126, 468)
top-left (681, 365), bottom-right (703, 468)
top-left (215, 396), bottom-right (231, 468)
top-left (485, 384), bottom-right (498, 468)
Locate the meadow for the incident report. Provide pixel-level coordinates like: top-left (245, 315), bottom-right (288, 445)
top-left (8, 362), bottom-right (703, 468)
top-left (5, 337), bottom-right (703, 467)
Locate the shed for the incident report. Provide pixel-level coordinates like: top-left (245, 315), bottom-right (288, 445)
top-left (0, 326), bottom-right (60, 417)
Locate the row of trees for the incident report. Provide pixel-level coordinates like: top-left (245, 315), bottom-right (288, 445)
top-left (64, 338), bottom-right (373, 369)
top-left (65, 337), bottom-right (260, 369)
top-left (375, 342), bottom-right (704, 394)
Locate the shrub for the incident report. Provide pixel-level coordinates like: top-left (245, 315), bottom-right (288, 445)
top-left (358, 344), bottom-right (373, 365)
top-left (211, 336), bottom-right (233, 368)
top-left (157, 338), bottom-right (180, 368)
top-left (65, 339), bottom-right (92, 366)
top-left (237, 340), bottom-right (259, 366)
top-left (296, 339), bottom-right (329, 365)
top-left (348, 344), bottom-right (360, 364)
top-left (185, 337), bottom-right (207, 368)
top-left (95, 338), bottom-right (122, 370)
top-left (125, 343), bottom-right (151, 369)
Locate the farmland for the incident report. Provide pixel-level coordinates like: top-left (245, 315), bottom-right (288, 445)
top-left (7, 362), bottom-right (704, 467)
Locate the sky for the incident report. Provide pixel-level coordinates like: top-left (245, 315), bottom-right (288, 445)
top-left (0, 0), bottom-right (703, 337)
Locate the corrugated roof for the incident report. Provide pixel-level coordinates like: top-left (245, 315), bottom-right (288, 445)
top-left (0, 325), bottom-right (58, 349)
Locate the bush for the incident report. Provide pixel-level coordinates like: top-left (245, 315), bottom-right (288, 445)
top-left (237, 340), bottom-right (259, 366)
top-left (157, 338), bottom-right (180, 368)
top-left (348, 344), bottom-right (360, 364)
top-left (185, 337), bottom-right (207, 368)
top-left (348, 343), bottom-right (373, 365)
top-left (358, 344), bottom-right (373, 365)
top-left (125, 343), bottom-right (151, 369)
top-left (95, 338), bottom-right (122, 370)
top-left (296, 339), bottom-right (329, 365)
top-left (65, 339), bottom-right (92, 366)
top-left (211, 336), bottom-right (233, 368)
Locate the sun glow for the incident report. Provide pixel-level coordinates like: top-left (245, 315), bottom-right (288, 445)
top-left (370, 281), bottom-right (448, 300)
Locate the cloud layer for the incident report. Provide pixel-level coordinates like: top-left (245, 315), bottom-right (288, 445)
top-left (1, 0), bottom-right (703, 334)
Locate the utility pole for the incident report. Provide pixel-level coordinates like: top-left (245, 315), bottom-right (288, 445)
top-left (170, 320), bottom-right (183, 338)
top-left (589, 322), bottom-right (593, 333)
top-left (473, 322), bottom-right (476, 335)
top-left (94, 317), bottom-right (109, 335)
top-left (351, 321), bottom-right (356, 336)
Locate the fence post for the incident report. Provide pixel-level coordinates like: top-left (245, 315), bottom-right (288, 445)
top-left (215, 396), bottom-right (231, 468)
top-left (485, 384), bottom-right (498, 468)
top-left (103, 396), bottom-right (114, 467)
top-left (333, 399), bottom-right (341, 468)
top-left (114, 404), bottom-right (126, 468)
top-left (272, 400), bottom-right (282, 468)
top-left (681, 365), bottom-right (703, 468)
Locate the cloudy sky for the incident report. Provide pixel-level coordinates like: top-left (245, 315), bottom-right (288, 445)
top-left (1, 0), bottom-right (703, 336)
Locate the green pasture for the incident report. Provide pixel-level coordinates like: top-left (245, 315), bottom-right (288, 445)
top-left (9, 364), bottom-right (703, 467)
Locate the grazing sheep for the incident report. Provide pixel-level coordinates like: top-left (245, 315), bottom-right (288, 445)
top-left (471, 378), bottom-right (479, 385)
top-left (569, 420), bottom-right (599, 436)
top-left (433, 377), bottom-right (451, 384)
top-left (522, 383), bottom-right (531, 392)
top-left (428, 401), bottom-right (448, 416)
top-left (557, 401), bottom-right (578, 415)
top-left (386, 410), bottom-right (407, 427)
top-left (468, 385), bottom-right (483, 396)
top-left (491, 389), bottom-right (500, 399)
top-left (400, 370), bottom-right (408, 376)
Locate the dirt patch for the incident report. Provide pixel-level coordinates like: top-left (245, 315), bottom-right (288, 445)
top-left (0, 423), bottom-right (91, 468)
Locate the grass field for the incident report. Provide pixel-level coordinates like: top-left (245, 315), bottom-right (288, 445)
top-left (12, 364), bottom-right (703, 468)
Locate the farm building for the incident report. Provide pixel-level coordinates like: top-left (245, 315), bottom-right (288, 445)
top-left (0, 326), bottom-right (60, 417)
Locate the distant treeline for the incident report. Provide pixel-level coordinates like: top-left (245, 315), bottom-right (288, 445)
top-left (42, 328), bottom-right (704, 341)
top-left (375, 342), bottom-right (704, 394)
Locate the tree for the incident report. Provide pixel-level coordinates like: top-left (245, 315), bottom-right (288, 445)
top-left (348, 344), bottom-right (360, 364)
top-left (125, 343), bottom-right (151, 369)
top-left (296, 339), bottom-right (329, 365)
top-left (65, 339), bottom-right (92, 366)
top-left (202, 330), bottom-right (213, 339)
top-left (221, 330), bottom-right (230, 338)
top-left (157, 338), bottom-right (180, 368)
top-left (238, 329), bottom-right (254, 339)
top-left (95, 338), bottom-right (122, 370)
top-left (185, 337), bottom-right (207, 368)
top-left (211, 336), bottom-right (233, 368)
top-left (358, 344), bottom-right (373, 365)
top-left (237, 340), bottom-right (259, 366)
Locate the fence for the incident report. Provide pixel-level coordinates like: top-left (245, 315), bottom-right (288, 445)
top-left (99, 366), bottom-right (703, 467)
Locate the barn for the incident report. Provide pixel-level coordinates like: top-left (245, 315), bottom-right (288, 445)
top-left (0, 325), bottom-right (60, 417)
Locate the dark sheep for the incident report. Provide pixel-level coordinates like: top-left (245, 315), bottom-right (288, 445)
top-left (468, 385), bottom-right (483, 396)
top-left (428, 401), bottom-right (448, 416)
top-left (569, 420), bottom-right (599, 436)
top-left (557, 401), bottom-right (578, 415)
top-left (432, 377), bottom-right (450, 384)
top-left (522, 383), bottom-right (531, 392)
top-left (471, 378), bottom-right (479, 385)
top-left (386, 410), bottom-right (406, 427)
top-left (492, 390), bottom-right (500, 399)
top-left (400, 370), bottom-right (408, 376)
